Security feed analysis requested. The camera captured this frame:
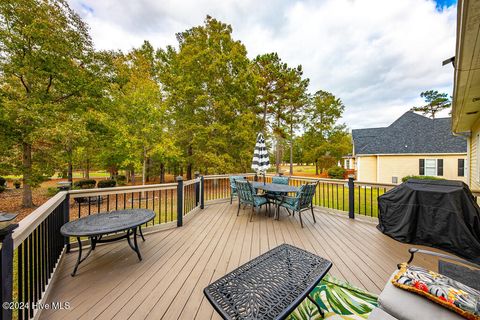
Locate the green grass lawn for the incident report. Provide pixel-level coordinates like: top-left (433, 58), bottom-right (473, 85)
top-left (3, 171), bottom-right (112, 181)
top-left (309, 183), bottom-right (387, 218)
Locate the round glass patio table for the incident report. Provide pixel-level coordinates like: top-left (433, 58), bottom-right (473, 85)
top-left (61, 209), bottom-right (155, 276)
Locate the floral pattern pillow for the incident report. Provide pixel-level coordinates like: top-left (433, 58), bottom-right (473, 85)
top-left (393, 263), bottom-right (480, 320)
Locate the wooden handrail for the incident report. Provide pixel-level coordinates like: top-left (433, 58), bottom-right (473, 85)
top-left (13, 192), bottom-right (67, 249)
top-left (183, 178), bottom-right (201, 186)
top-left (68, 183), bottom-right (178, 198)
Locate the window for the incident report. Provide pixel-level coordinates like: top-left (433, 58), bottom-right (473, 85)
top-left (345, 159), bottom-right (350, 169)
top-left (425, 159), bottom-right (437, 176)
top-left (419, 159), bottom-right (443, 176)
top-left (458, 159), bottom-right (465, 177)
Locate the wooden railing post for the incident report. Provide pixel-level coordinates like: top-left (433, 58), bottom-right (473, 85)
top-left (348, 176), bottom-right (355, 219)
top-left (63, 193), bottom-right (71, 252)
top-left (0, 223), bottom-right (18, 320)
top-left (200, 176), bottom-right (205, 209)
top-left (194, 172), bottom-right (200, 206)
top-left (176, 176), bottom-right (184, 227)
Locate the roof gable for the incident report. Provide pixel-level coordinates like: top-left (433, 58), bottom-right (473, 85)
top-left (352, 111), bottom-right (467, 155)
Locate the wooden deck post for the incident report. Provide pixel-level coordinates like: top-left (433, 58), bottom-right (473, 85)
top-left (177, 176), bottom-right (184, 227)
top-left (348, 176), bottom-right (355, 219)
top-left (63, 193), bottom-right (71, 252)
top-left (194, 172), bottom-right (200, 207)
top-left (200, 176), bottom-right (205, 210)
top-left (0, 223), bottom-right (18, 320)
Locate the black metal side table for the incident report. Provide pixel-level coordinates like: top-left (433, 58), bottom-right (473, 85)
top-left (204, 243), bottom-right (332, 319)
top-left (60, 209), bottom-right (155, 276)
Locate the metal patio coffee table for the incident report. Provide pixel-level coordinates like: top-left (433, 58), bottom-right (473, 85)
top-left (204, 243), bottom-right (332, 319)
top-left (61, 209), bottom-right (155, 276)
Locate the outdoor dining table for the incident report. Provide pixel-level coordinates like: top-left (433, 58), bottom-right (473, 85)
top-left (251, 181), bottom-right (300, 218)
top-left (60, 209), bottom-right (155, 276)
top-left (251, 181), bottom-right (300, 194)
top-left (204, 243), bottom-right (332, 319)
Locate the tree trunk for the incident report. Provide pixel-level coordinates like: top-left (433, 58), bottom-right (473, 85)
top-left (22, 142), bottom-right (34, 208)
top-left (262, 102), bottom-right (268, 133)
top-left (315, 159), bottom-right (319, 175)
top-left (131, 168), bottom-right (135, 185)
top-left (275, 135), bottom-right (281, 173)
top-left (146, 157), bottom-right (151, 182)
top-left (67, 158), bottom-right (73, 184)
top-left (187, 145), bottom-right (193, 180)
top-left (142, 147), bottom-right (147, 186)
top-left (85, 158), bottom-right (90, 179)
top-left (160, 163), bottom-right (165, 183)
top-left (289, 122), bottom-right (293, 176)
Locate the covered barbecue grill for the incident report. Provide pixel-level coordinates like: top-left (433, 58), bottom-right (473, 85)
top-left (378, 179), bottom-right (480, 263)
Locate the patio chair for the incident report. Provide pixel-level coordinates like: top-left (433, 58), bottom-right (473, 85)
top-left (228, 176), bottom-right (245, 204)
top-left (266, 175), bottom-right (290, 200)
top-left (277, 182), bottom-right (318, 228)
top-left (235, 180), bottom-right (268, 221)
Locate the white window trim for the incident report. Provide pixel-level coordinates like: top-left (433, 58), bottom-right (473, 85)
top-left (477, 134), bottom-right (480, 183)
top-left (424, 159), bottom-right (438, 176)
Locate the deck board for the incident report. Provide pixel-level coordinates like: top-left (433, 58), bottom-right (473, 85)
top-left (41, 202), bottom-right (445, 320)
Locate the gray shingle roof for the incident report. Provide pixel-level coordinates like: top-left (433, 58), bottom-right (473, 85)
top-left (352, 111), bottom-right (467, 155)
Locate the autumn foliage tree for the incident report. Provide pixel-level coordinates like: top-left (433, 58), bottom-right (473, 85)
top-left (0, 0), bottom-right (99, 207)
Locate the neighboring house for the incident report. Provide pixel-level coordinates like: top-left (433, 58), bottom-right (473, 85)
top-left (342, 154), bottom-right (355, 170)
top-left (352, 112), bottom-right (467, 184)
top-left (451, 0), bottom-right (480, 191)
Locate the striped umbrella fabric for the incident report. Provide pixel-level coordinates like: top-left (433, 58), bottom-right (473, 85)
top-left (251, 133), bottom-right (270, 173)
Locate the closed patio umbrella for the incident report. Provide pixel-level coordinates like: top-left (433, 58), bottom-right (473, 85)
top-left (251, 133), bottom-right (270, 184)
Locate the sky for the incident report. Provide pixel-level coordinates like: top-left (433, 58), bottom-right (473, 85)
top-left (68, 0), bottom-right (457, 130)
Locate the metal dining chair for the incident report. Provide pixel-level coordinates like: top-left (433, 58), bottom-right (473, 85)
top-left (277, 182), bottom-right (318, 228)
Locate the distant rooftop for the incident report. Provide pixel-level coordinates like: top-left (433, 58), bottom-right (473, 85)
top-left (352, 111), bottom-right (467, 155)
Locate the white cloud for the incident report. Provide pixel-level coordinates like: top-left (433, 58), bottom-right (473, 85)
top-left (68, 0), bottom-right (457, 129)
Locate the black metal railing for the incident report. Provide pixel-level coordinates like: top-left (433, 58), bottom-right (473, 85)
top-left (201, 173), bottom-right (395, 219)
top-left (0, 193), bottom-right (69, 320)
top-left (0, 176), bottom-right (205, 320)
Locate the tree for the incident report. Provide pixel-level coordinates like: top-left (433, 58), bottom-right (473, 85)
top-left (157, 16), bottom-right (259, 177)
top-left (0, 0), bottom-right (96, 207)
top-left (252, 53), bottom-right (309, 174)
top-left (113, 42), bottom-right (167, 185)
top-left (303, 91), bottom-right (347, 175)
top-left (411, 90), bottom-right (451, 119)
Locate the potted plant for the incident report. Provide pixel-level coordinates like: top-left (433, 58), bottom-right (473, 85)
top-left (13, 180), bottom-right (21, 189)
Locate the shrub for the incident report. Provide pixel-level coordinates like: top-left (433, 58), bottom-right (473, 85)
top-left (116, 175), bottom-right (127, 186)
top-left (73, 179), bottom-right (96, 189)
top-left (0, 176), bottom-right (6, 187)
top-left (327, 166), bottom-right (346, 179)
top-left (13, 180), bottom-right (21, 189)
top-left (47, 187), bottom-right (59, 196)
top-left (0, 186), bottom-right (5, 193)
top-left (401, 175), bottom-right (445, 183)
top-left (97, 180), bottom-right (116, 188)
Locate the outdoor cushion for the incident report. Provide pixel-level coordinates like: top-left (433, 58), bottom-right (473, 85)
top-left (272, 176), bottom-right (289, 184)
top-left (229, 176), bottom-right (245, 189)
top-left (378, 271), bottom-right (466, 320)
top-left (392, 263), bottom-right (479, 320)
top-left (253, 196), bottom-right (268, 207)
top-left (368, 308), bottom-right (398, 320)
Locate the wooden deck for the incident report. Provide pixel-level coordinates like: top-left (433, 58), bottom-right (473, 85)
top-left (41, 202), bottom-right (443, 320)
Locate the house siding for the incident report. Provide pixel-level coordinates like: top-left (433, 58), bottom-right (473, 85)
top-left (356, 156), bottom-right (377, 182)
top-left (356, 154), bottom-right (467, 184)
top-left (469, 118), bottom-right (480, 191)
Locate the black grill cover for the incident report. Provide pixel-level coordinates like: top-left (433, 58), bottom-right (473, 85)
top-left (378, 179), bottom-right (480, 263)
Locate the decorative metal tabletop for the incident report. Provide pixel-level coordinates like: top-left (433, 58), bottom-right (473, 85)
top-left (204, 243), bottom-right (332, 320)
top-left (60, 209), bottom-right (155, 237)
top-left (61, 209), bottom-right (155, 276)
top-left (251, 182), bottom-right (300, 193)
